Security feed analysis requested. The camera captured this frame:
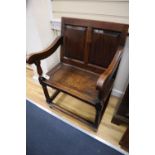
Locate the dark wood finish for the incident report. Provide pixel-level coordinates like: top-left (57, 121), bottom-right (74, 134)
top-left (27, 17), bottom-right (128, 129)
top-left (61, 17), bottom-right (128, 74)
top-left (63, 25), bottom-right (86, 61)
top-left (26, 36), bottom-right (63, 65)
top-left (89, 29), bottom-right (120, 68)
top-left (49, 103), bottom-right (97, 131)
top-left (39, 77), bottom-right (51, 103)
top-left (112, 85), bottom-right (129, 125)
top-left (119, 127), bottom-right (129, 151)
top-left (50, 90), bottom-right (60, 102)
top-left (46, 63), bottom-right (100, 105)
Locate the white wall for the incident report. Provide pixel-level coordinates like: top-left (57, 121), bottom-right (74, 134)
top-left (26, 8), bottom-right (42, 54)
top-left (26, 0), bottom-right (60, 78)
top-left (52, 0), bottom-right (128, 24)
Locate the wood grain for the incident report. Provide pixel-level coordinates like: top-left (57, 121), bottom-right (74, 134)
top-left (46, 63), bottom-right (100, 105)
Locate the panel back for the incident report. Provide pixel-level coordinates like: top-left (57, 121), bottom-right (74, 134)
top-left (61, 17), bottom-right (128, 74)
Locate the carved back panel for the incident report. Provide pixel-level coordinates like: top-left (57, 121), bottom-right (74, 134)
top-left (61, 17), bottom-right (128, 74)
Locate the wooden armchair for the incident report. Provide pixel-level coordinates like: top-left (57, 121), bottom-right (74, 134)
top-left (27, 17), bottom-right (128, 129)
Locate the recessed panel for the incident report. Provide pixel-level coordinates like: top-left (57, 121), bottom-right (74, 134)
top-left (89, 29), bottom-right (121, 68)
top-left (63, 25), bottom-right (86, 61)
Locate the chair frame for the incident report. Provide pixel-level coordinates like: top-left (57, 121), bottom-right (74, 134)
top-left (27, 17), bottom-right (128, 129)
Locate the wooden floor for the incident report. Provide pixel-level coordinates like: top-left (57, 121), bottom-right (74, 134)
top-left (26, 67), bottom-right (127, 149)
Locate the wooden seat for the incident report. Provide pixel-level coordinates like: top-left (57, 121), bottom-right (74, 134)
top-left (46, 63), bottom-right (100, 105)
top-left (27, 17), bottom-right (128, 129)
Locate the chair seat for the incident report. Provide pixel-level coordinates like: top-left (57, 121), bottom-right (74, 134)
top-left (46, 63), bottom-right (100, 105)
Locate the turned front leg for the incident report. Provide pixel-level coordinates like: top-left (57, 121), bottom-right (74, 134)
top-left (34, 61), bottom-right (51, 103)
top-left (95, 102), bottom-right (102, 128)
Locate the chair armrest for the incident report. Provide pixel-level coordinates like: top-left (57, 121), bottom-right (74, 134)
top-left (26, 36), bottom-right (63, 64)
top-left (96, 46), bottom-right (123, 91)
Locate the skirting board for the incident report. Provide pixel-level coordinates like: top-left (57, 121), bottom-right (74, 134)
top-left (112, 89), bottom-right (124, 98)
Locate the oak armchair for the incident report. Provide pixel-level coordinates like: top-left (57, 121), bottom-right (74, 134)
top-left (27, 17), bottom-right (128, 129)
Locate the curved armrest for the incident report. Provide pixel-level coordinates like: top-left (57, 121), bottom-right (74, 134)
top-left (96, 46), bottom-right (123, 91)
top-left (26, 36), bottom-right (63, 64)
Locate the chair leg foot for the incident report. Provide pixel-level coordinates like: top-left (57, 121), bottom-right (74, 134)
top-left (94, 104), bottom-right (102, 128)
top-left (39, 77), bottom-right (51, 104)
top-left (46, 98), bottom-right (51, 104)
top-left (94, 113), bottom-right (100, 128)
